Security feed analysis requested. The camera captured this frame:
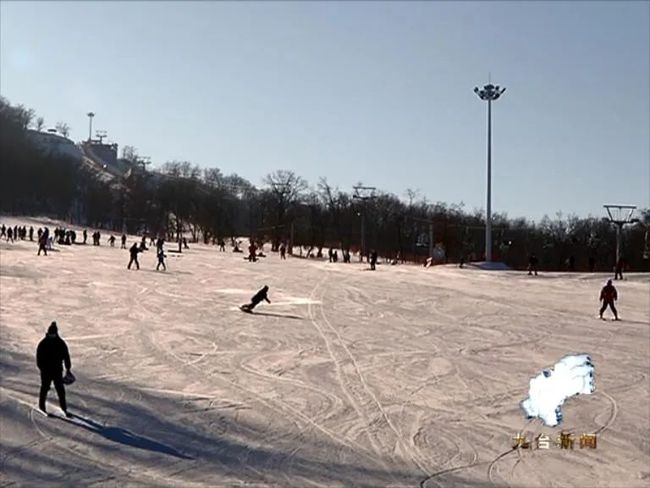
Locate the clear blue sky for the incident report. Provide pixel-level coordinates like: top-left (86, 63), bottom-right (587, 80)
top-left (2, 1), bottom-right (648, 221)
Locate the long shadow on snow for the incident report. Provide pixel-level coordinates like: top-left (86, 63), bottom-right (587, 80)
top-left (2, 344), bottom-right (504, 487)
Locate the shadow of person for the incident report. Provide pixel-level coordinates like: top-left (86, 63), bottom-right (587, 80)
top-left (65, 414), bottom-right (193, 459)
top-left (250, 311), bottom-right (303, 320)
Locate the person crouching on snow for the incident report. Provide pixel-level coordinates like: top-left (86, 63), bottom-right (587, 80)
top-left (241, 286), bottom-right (271, 312)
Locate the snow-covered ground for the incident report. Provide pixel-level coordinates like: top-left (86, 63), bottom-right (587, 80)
top-left (1, 216), bottom-right (649, 487)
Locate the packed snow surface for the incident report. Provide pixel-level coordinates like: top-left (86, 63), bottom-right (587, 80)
top-left (1, 217), bottom-right (649, 487)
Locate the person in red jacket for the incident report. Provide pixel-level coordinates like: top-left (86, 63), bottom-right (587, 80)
top-left (599, 279), bottom-right (619, 320)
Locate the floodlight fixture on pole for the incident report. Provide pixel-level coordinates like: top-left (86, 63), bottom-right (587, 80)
top-left (87, 112), bottom-right (95, 142)
top-left (474, 82), bottom-right (505, 262)
top-left (96, 130), bottom-right (108, 144)
top-left (353, 185), bottom-right (376, 261)
top-left (604, 204), bottom-right (637, 263)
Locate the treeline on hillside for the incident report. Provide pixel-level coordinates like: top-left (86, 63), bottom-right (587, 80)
top-left (1, 97), bottom-right (648, 271)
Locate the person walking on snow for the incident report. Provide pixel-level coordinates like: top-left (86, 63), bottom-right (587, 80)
top-left (36, 322), bottom-right (72, 417)
top-left (241, 285), bottom-right (271, 312)
top-left (156, 248), bottom-right (167, 271)
top-left (127, 243), bottom-right (142, 270)
top-left (599, 279), bottom-right (619, 320)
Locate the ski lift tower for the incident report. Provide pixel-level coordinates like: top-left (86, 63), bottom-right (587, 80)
top-left (604, 204), bottom-right (637, 264)
top-left (353, 185), bottom-right (376, 261)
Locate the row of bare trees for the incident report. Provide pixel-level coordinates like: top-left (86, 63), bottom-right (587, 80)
top-left (1, 96), bottom-right (648, 271)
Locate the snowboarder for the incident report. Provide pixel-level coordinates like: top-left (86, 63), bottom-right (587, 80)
top-left (614, 257), bottom-right (624, 280)
top-left (528, 254), bottom-right (539, 276)
top-left (127, 243), bottom-right (141, 270)
top-left (241, 285), bottom-right (271, 313)
top-left (599, 279), bottom-right (619, 320)
top-left (36, 322), bottom-right (72, 417)
top-left (156, 248), bottom-right (167, 271)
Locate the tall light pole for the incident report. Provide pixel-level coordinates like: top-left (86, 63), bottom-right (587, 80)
top-left (353, 185), bottom-right (376, 261)
top-left (87, 112), bottom-right (95, 142)
top-left (474, 83), bottom-right (505, 262)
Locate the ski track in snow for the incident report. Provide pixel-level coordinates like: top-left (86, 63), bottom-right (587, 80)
top-left (1, 219), bottom-right (649, 487)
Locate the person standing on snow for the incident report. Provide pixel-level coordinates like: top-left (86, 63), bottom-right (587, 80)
top-left (599, 279), bottom-right (619, 320)
top-left (36, 322), bottom-right (72, 417)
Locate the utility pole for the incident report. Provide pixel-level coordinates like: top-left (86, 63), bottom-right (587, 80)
top-left (353, 185), bottom-right (376, 262)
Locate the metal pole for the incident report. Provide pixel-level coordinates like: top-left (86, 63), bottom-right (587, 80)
top-left (486, 99), bottom-right (492, 262)
top-left (87, 113), bottom-right (94, 142)
top-left (360, 212), bottom-right (365, 262)
top-left (616, 224), bottom-right (622, 263)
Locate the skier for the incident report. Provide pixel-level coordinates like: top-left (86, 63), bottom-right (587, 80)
top-left (108, 235), bottom-right (116, 247)
top-left (599, 279), bottom-right (619, 320)
top-left (614, 257), bottom-right (624, 280)
top-left (218, 239), bottom-right (226, 252)
top-left (370, 250), bottom-right (378, 270)
top-left (121, 234), bottom-right (127, 249)
top-left (36, 322), bottom-right (72, 417)
top-left (156, 248), bottom-right (167, 271)
top-left (6, 227), bottom-right (13, 242)
top-left (127, 243), bottom-right (141, 270)
top-left (528, 254), bottom-right (539, 276)
top-left (241, 285), bottom-right (271, 312)
top-left (279, 243), bottom-right (287, 260)
top-left (29, 226), bottom-right (34, 241)
top-left (0, 224), bottom-right (5, 238)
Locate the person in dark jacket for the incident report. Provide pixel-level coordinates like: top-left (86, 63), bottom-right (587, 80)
top-left (599, 279), bottom-right (619, 320)
top-left (36, 322), bottom-right (71, 416)
top-left (614, 257), bottom-right (624, 280)
top-left (128, 243), bottom-right (141, 270)
top-left (241, 285), bottom-right (271, 312)
top-left (370, 250), bottom-right (378, 270)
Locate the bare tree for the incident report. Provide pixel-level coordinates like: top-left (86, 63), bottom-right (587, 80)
top-left (35, 117), bottom-right (45, 132)
top-left (55, 122), bottom-right (70, 138)
top-left (263, 170), bottom-right (307, 244)
top-left (121, 145), bottom-right (139, 163)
